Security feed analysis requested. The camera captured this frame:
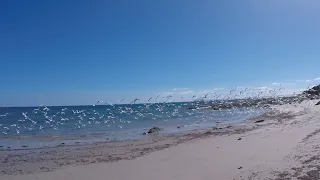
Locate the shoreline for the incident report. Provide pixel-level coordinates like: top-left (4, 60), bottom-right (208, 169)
top-left (0, 114), bottom-right (263, 176)
top-left (0, 108), bottom-right (264, 150)
top-left (1, 100), bottom-right (320, 180)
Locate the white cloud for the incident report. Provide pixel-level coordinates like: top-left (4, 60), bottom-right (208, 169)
top-left (177, 90), bottom-right (194, 95)
top-left (271, 82), bottom-right (280, 86)
top-left (314, 77), bottom-right (320, 81)
top-left (257, 86), bottom-right (268, 90)
top-left (213, 88), bottom-right (224, 91)
top-left (306, 80), bottom-right (312, 83)
top-left (172, 88), bottom-right (188, 91)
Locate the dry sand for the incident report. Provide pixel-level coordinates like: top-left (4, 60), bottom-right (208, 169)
top-left (2, 100), bottom-right (320, 180)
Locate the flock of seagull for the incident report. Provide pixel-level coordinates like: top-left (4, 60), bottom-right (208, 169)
top-left (0, 87), bottom-right (302, 136)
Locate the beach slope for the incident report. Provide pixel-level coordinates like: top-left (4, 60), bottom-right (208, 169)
top-left (3, 101), bottom-right (320, 180)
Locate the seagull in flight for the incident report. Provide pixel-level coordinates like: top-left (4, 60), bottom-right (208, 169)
top-left (131, 98), bottom-right (140, 104)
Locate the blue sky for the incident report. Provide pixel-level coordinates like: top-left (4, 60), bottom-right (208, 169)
top-left (1, 0), bottom-right (320, 106)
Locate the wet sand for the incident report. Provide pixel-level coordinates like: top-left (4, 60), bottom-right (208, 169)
top-left (2, 100), bottom-right (320, 180)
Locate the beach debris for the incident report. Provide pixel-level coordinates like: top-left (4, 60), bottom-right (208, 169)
top-left (177, 126), bottom-right (181, 129)
top-left (142, 132), bottom-right (147, 135)
top-left (237, 138), bottom-right (242, 141)
top-left (238, 166), bottom-right (242, 170)
top-left (148, 127), bottom-right (162, 134)
top-left (227, 125), bottom-right (232, 128)
top-left (254, 120), bottom-right (265, 123)
top-left (315, 101), bottom-right (320, 106)
top-left (21, 145), bottom-right (28, 148)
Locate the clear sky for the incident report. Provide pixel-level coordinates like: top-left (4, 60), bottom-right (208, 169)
top-left (1, 0), bottom-right (320, 106)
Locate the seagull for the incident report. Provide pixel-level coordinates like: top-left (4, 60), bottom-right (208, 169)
top-left (0, 113), bottom-right (9, 117)
top-left (230, 88), bottom-right (236, 94)
top-left (131, 98), bottom-right (140, 104)
top-left (43, 106), bottom-right (49, 111)
top-left (22, 112), bottom-right (28, 118)
top-left (97, 100), bottom-right (103, 104)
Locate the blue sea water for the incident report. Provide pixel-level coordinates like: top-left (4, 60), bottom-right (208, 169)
top-left (0, 102), bottom-right (265, 149)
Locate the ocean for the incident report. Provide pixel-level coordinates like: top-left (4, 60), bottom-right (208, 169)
top-left (0, 102), bottom-right (265, 149)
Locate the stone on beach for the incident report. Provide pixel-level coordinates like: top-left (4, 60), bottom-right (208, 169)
top-left (147, 127), bottom-right (162, 134)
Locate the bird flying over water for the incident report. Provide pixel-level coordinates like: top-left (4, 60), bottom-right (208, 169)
top-left (131, 98), bottom-right (140, 104)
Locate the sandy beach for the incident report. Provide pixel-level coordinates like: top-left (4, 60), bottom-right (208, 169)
top-left (2, 100), bottom-right (320, 180)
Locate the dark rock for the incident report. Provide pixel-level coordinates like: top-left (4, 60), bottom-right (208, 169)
top-left (203, 131), bottom-right (214, 135)
top-left (316, 101), bottom-right (320, 106)
top-left (226, 125), bottom-right (232, 128)
top-left (148, 127), bottom-right (161, 134)
top-left (61, 143), bottom-right (65, 145)
top-left (238, 166), bottom-right (242, 170)
top-left (177, 126), bottom-right (181, 129)
top-left (254, 120), bottom-right (265, 123)
top-left (21, 145), bottom-right (28, 148)
top-left (237, 138), bottom-right (242, 141)
top-left (142, 132), bottom-right (147, 135)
